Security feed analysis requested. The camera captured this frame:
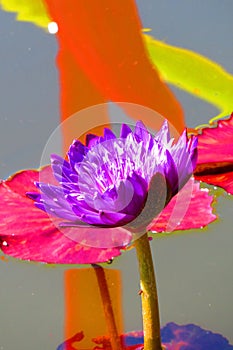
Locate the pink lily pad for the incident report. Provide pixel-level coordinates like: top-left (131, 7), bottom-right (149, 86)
top-left (195, 171), bottom-right (233, 195)
top-left (0, 171), bottom-right (216, 264)
top-left (0, 167), bottom-right (129, 264)
top-left (194, 113), bottom-right (233, 194)
top-left (148, 178), bottom-right (216, 233)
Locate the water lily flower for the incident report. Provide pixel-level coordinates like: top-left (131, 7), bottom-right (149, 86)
top-left (27, 120), bottom-right (197, 241)
top-left (0, 119), bottom-right (218, 264)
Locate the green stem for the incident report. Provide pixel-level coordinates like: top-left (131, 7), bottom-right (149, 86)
top-left (92, 264), bottom-right (121, 350)
top-left (134, 232), bottom-right (163, 350)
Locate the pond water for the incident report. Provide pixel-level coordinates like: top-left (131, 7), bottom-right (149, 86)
top-left (0, 1), bottom-right (233, 349)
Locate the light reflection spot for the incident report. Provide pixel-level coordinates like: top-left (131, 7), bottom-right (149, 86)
top-left (48, 22), bottom-right (58, 34)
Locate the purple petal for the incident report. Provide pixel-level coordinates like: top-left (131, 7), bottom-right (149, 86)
top-left (134, 120), bottom-right (150, 144)
top-left (103, 127), bottom-right (116, 140)
top-left (120, 123), bottom-right (132, 138)
top-left (67, 139), bottom-right (88, 169)
top-left (128, 172), bottom-right (168, 232)
top-left (50, 154), bottom-right (76, 185)
top-left (154, 119), bottom-right (171, 145)
top-left (148, 177), bottom-right (216, 233)
top-left (85, 133), bottom-right (99, 147)
top-left (26, 192), bottom-right (41, 201)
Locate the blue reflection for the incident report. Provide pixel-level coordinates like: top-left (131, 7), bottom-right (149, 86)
top-left (57, 323), bottom-right (233, 349)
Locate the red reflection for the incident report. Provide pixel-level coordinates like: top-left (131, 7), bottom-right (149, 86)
top-left (43, 0), bottom-right (185, 149)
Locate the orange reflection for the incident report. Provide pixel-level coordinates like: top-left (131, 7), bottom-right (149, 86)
top-left (43, 0), bottom-right (185, 150)
top-left (65, 267), bottom-right (123, 349)
top-left (57, 49), bottom-right (109, 148)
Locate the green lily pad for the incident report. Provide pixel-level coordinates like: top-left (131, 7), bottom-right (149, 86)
top-left (144, 34), bottom-right (233, 124)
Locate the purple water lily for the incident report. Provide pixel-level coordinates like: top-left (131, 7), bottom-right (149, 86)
top-left (27, 121), bottom-right (197, 233)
